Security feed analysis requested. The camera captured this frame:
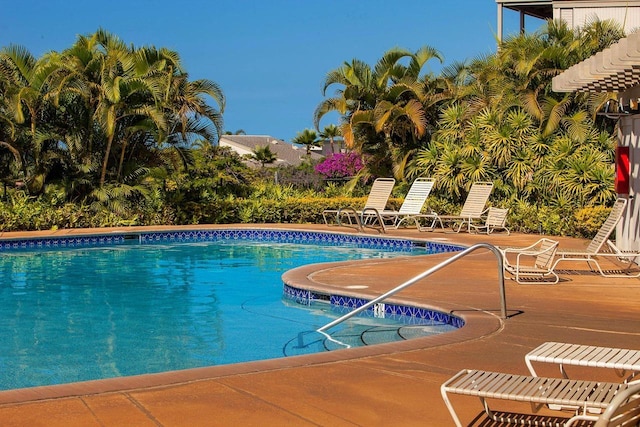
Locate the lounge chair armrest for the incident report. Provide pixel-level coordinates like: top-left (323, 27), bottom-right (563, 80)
top-left (515, 244), bottom-right (555, 262)
top-left (500, 238), bottom-right (549, 255)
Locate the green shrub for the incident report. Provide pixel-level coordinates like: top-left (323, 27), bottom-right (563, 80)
top-left (572, 205), bottom-right (611, 238)
top-left (0, 185), bottom-right (616, 239)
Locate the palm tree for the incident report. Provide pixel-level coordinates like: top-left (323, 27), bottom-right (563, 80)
top-left (251, 145), bottom-right (277, 167)
top-left (0, 44), bottom-right (61, 193)
top-left (157, 61), bottom-right (225, 179)
top-left (89, 30), bottom-right (168, 187)
top-left (319, 124), bottom-right (341, 154)
top-left (292, 128), bottom-right (320, 156)
top-left (52, 30), bottom-right (225, 188)
top-left (314, 46), bottom-right (444, 178)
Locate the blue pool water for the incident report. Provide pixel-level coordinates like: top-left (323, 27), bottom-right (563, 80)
top-left (0, 231), bottom-right (461, 390)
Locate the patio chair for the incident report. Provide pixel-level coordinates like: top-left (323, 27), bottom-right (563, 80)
top-left (499, 238), bottom-right (560, 284)
top-left (469, 206), bottom-right (510, 235)
top-left (378, 178), bottom-right (436, 231)
top-left (552, 198), bottom-right (640, 277)
top-left (525, 342), bottom-right (640, 382)
top-left (441, 368), bottom-right (640, 427)
top-left (322, 178), bottom-right (395, 233)
top-left (423, 181), bottom-right (494, 232)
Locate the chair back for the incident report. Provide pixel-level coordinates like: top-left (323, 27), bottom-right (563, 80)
top-left (594, 382), bottom-right (640, 427)
top-left (398, 178), bottom-right (435, 215)
top-left (535, 238), bottom-right (559, 270)
top-left (459, 182), bottom-right (494, 217)
top-left (485, 207), bottom-right (508, 228)
top-left (363, 178), bottom-right (395, 211)
top-left (586, 198), bottom-right (627, 254)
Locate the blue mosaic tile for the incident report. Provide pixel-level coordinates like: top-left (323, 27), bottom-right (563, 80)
top-left (135, 228), bottom-right (435, 253)
top-left (0, 234), bottom-right (126, 251)
top-left (283, 284), bottom-right (313, 305)
top-left (283, 285), bottom-right (464, 329)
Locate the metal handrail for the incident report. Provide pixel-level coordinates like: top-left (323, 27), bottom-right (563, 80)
top-left (317, 243), bottom-right (507, 333)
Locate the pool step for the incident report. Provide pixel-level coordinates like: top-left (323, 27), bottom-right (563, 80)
top-left (283, 324), bottom-right (446, 356)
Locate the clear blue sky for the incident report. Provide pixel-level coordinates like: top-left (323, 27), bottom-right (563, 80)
top-left (1, 1), bottom-right (543, 142)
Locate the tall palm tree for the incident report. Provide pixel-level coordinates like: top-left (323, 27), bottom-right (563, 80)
top-left (0, 44), bottom-right (61, 193)
top-left (292, 129), bottom-right (320, 156)
top-left (90, 30), bottom-right (167, 186)
top-left (314, 46), bottom-right (443, 178)
top-left (318, 124), bottom-right (341, 154)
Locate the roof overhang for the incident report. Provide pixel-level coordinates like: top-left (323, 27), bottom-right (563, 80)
top-left (552, 32), bottom-right (640, 93)
top-left (497, 0), bottom-right (553, 20)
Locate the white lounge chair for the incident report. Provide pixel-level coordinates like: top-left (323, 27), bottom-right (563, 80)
top-left (322, 178), bottom-right (395, 232)
top-left (525, 342), bottom-right (640, 382)
top-left (441, 368), bottom-right (640, 427)
top-left (594, 382), bottom-right (640, 427)
top-left (552, 198), bottom-right (640, 277)
top-left (379, 178), bottom-right (436, 231)
top-left (499, 238), bottom-right (560, 284)
top-left (469, 206), bottom-right (510, 235)
top-left (424, 181), bottom-right (494, 232)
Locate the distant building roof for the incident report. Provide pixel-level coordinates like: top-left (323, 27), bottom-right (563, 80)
top-left (219, 135), bottom-right (323, 167)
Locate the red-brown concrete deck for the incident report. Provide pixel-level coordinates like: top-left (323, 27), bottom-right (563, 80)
top-left (0, 224), bottom-right (639, 426)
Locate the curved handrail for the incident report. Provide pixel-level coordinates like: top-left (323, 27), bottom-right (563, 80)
top-left (317, 243), bottom-right (507, 333)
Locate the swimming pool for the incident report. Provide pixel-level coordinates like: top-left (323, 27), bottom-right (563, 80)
top-left (0, 229), bottom-right (464, 390)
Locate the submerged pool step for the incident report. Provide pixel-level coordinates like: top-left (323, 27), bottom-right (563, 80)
top-left (282, 324), bottom-right (445, 356)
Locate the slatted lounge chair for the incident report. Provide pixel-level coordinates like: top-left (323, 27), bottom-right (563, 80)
top-left (441, 368), bottom-right (640, 427)
top-left (525, 342), bottom-right (640, 382)
top-left (379, 178), bottom-right (436, 231)
top-left (594, 382), bottom-right (640, 427)
top-left (322, 178), bottom-right (395, 232)
top-left (423, 181), bottom-right (494, 232)
top-left (499, 238), bottom-right (560, 284)
top-left (469, 206), bottom-right (510, 235)
top-left (552, 198), bottom-right (640, 278)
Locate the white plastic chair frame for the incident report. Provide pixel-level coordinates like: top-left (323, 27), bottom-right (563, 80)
top-left (379, 178), bottom-right (436, 231)
top-left (552, 198), bottom-right (640, 277)
top-left (322, 178), bottom-right (395, 233)
top-left (424, 182), bottom-right (494, 233)
top-left (500, 238), bottom-right (560, 284)
top-left (470, 207), bottom-right (510, 235)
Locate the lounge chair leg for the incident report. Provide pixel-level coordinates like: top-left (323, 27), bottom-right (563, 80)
top-left (440, 389), bottom-right (464, 427)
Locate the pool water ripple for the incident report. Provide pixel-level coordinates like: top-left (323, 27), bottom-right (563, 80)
top-left (0, 233), bottom-right (460, 390)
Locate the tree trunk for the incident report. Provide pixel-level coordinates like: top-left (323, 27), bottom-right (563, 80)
top-left (100, 133), bottom-right (114, 186)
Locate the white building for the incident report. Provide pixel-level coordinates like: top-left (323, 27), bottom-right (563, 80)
top-left (496, 0), bottom-right (640, 41)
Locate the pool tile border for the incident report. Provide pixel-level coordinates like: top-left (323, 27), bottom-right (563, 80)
top-left (0, 228), bottom-right (465, 253)
top-left (0, 234), bottom-right (126, 250)
top-left (136, 229), bottom-right (465, 253)
top-left (283, 284), bottom-right (464, 329)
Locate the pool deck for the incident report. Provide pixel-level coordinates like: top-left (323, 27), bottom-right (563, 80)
top-left (0, 224), bottom-right (639, 426)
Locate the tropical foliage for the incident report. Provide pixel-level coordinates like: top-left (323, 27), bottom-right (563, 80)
top-left (0, 29), bottom-right (225, 208)
top-left (319, 124), bottom-right (342, 154)
top-left (314, 46), bottom-right (445, 179)
top-left (315, 19), bottom-right (624, 208)
top-left (0, 20), bottom-right (628, 236)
